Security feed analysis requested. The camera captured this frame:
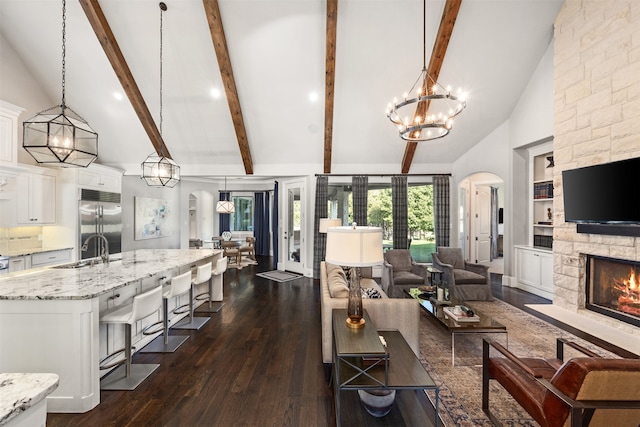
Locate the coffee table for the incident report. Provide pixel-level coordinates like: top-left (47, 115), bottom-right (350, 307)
top-left (332, 308), bottom-right (439, 426)
top-left (406, 289), bottom-right (508, 366)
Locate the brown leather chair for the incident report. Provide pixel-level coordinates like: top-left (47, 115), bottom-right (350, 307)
top-left (432, 246), bottom-right (492, 301)
top-left (483, 338), bottom-right (640, 427)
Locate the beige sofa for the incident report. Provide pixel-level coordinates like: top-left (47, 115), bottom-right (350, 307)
top-left (320, 261), bottom-right (420, 364)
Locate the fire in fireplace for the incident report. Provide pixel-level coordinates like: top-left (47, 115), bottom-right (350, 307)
top-left (586, 255), bottom-right (640, 327)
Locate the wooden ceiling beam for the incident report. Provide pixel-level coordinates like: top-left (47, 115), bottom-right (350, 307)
top-left (324, 0), bottom-right (338, 174)
top-left (203, 0), bottom-right (254, 175)
top-left (401, 0), bottom-right (462, 174)
top-left (79, 0), bottom-right (172, 159)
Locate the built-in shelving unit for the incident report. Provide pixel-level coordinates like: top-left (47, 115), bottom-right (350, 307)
top-left (531, 146), bottom-right (554, 250)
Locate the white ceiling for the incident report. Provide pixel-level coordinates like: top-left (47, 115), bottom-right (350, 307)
top-left (0, 0), bottom-right (563, 179)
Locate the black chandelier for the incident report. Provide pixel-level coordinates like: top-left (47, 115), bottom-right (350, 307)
top-left (23, 0), bottom-right (98, 167)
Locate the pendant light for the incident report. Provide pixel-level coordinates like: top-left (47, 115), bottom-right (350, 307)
top-left (22, 0), bottom-right (98, 167)
top-left (141, 2), bottom-right (180, 188)
top-left (385, 0), bottom-right (466, 142)
top-left (216, 177), bottom-right (235, 213)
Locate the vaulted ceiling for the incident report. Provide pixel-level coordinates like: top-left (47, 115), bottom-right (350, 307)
top-left (0, 0), bottom-right (563, 179)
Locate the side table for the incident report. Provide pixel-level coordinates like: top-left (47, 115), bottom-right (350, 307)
top-left (332, 308), bottom-right (439, 426)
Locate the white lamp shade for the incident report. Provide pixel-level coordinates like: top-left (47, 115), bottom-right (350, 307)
top-left (325, 226), bottom-right (383, 267)
top-left (319, 218), bottom-right (341, 233)
top-left (216, 200), bottom-right (235, 214)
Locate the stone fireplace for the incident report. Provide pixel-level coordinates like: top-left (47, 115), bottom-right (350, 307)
top-left (550, 0), bottom-right (640, 346)
top-left (586, 255), bottom-right (640, 328)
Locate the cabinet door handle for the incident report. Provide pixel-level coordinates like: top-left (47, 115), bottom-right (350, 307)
top-left (108, 293), bottom-right (121, 300)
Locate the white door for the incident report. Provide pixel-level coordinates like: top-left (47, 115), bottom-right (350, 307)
top-left (283, 181), bottom-right (304, 274)
top-left (474, 186), bottom-right (492, 264)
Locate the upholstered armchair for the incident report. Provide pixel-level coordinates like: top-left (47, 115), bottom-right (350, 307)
top-left (431, 246), bottom-right (492, 301)
top-left (381, 249), bottom-right (428, 298)
top-left (483, 338), bottom-right (640, 427)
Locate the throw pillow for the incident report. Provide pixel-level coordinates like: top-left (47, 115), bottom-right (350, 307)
top-left (326, 263), bottom-right (349, 298)
top-left (362, 287), bottom-right (382, 299)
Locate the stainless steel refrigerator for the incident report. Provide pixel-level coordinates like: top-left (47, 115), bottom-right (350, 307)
top-left (79, 189), bottom-right (122, 260)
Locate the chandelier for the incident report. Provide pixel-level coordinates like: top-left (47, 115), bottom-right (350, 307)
top-left (141, 2), bottom-right (180, 188)
top-left (216, 177), bottom-right (235, 213)
top-left (23, 0), bottom-right (98, 167)
top-left (386, 0), bottom-right (466, 142)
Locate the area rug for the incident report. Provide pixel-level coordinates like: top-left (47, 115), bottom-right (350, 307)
top-left (228, 257), bottom-right (258, 270)
top-left (256, 270), bottom-right (302, 282)
top-left (418, 299), bottom-right (619, 426)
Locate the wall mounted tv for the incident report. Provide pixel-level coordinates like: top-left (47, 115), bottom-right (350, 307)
top-left (562, 157), bottom-right (640, 225)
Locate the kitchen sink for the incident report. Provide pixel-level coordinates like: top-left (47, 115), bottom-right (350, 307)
top-left (53, 256), bottom-right (122, 269)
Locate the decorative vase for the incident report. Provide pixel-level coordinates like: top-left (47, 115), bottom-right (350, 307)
top-left (358, 389), bottom-right (396, 417)
top-left (346, 267), bottom-right (365, 328)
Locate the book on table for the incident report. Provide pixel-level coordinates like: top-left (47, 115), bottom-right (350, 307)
top-left (443, 306), bottom-right (480, 322)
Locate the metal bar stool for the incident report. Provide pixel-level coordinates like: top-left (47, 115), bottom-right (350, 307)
top-left (195, 257), bottom-right (227, 313)
top-left (99, 285), bottom-right (162, 390)
top-left (173, 265), bottom-right (211, 330)
top-left (140, 271), bottom-right (191, 353)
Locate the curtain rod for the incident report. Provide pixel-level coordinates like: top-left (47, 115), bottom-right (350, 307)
top-left (218, 189), bottom-right (274, 193)
top-left (314, 173), bottom-right (451, 177)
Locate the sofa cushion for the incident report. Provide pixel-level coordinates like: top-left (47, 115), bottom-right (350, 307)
top-left (326, 263), bottom-right (349, 298)
top-left (453, 268), bottom-right (486, 284)
top-left (393, 270), bottom-right (426, 285)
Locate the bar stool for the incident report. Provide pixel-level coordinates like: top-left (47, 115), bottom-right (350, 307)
top-left (195, 257), bottom-right (227, 313)
top-left (99, 285), bottom-right (162, 390)
top-left (173, 265), bottom-right (210, 330)
top-left (140, 271), bottom-right (191, 353)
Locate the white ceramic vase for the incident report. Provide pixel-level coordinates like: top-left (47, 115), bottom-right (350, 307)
top-left (357, 389), bottom-right (396, 417)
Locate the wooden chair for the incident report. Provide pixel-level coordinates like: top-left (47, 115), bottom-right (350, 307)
top-left (483, 338), bottom-right (640, 427)
top-left (239, 236), bottom-right (255, 260)
top-left (221, 241), bottom-right (241, 265)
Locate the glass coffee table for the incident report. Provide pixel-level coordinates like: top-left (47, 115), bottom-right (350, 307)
top-left (406, 289), bottom-right (508, 366)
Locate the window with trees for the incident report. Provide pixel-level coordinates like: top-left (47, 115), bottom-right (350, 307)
top-left (230, 196), bottom-right (254, 231)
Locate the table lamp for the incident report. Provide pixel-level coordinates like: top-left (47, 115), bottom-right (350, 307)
top-left (319, 218), bottom-right (341, 233)
top-left (325, 224), bottom-right (383, 328)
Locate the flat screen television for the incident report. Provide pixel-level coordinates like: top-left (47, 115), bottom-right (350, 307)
top-left (562, 157), bottom-right (640, 224)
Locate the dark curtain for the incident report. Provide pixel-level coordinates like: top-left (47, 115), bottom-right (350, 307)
top-left (254, 192), bottom-right (271, 256)
top-left (490, 186), bottom-right (499, 261)
top-left (392, 176), bottom-right (409, 249)
top-left (352, 176), bottom-right (368, 226)
top-left (313, 176), bottom-right (329, 278)
top-left (272, 181), bottom-right (279, 270)
top-left (433, 176), bottom-right (450, 247)
top-left (219, 191), bottom-right (231, 234)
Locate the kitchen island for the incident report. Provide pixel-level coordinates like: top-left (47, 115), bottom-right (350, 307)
top-left (0, 249), bottom-right (221, 413)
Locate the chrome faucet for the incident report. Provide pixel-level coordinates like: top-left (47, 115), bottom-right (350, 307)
top-left (82, 234), bottom-right (110, 265)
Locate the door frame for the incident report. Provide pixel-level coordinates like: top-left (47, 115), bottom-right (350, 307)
top-left (281, 179), bottom-right (306, 274)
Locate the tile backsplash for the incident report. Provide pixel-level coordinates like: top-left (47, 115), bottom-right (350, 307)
top-left (0, 226), bottom-right (43, 254)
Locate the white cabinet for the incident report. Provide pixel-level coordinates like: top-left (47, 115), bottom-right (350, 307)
top-left (30, 249), bottom-right (71, 268)
top-left (0, 100), bottom-right (24, 167)
top-left (515, 246), bottom-right (553, 300)
top-left (77, 165), bottom-right (122, 193)
top-left (8, 255), bottom-right (31, 273)
top-left (17, 172), bottom-right (56, 224)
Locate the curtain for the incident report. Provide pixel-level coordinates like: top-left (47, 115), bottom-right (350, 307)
top-left (219, 191), bottom-right (231, 234)
top-left (433, 175), bottom-right (450, 247)
top-left (392, 176), bottom-right (409, 249)
top-left (272, 181), bottom-right (279, 270)
top-left (490, 186), bottom-right (499, 261)
top-left (352, 176), bottom-right (368, 226)
top-left (254, 192), bottom-right (271, 256)
top-left (313, 176), bottom-right (329, 278)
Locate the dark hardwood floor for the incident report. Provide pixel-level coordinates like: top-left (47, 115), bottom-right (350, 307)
top-left (47, 258), bottom-right (634, 427)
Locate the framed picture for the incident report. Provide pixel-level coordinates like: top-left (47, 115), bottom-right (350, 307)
top-left (134, 197), bottom-right (172, 240)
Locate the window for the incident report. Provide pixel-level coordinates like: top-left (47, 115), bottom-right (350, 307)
top-left (327, 182), bottom-right (435, 262)
top-left (230, 196), bottom-right (254, 231)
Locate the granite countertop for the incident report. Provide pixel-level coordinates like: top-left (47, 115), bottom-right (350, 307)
top-left (1, 247), bottom-right (73, 258)
top-left (0, 373), bottom-right (59, 425)
top-left (0, 249), bottom-right (219, 301)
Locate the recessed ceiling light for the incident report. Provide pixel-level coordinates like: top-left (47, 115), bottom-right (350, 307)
top-left (309, 91), bottom-right (319, 103)
top-left (211, 88), bottom-right (222, 99)
top-left (113, 92), bottom-right (123, 101)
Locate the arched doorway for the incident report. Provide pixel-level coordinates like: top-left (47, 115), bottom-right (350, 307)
top-left (458, 173), bottom-right (504, 274)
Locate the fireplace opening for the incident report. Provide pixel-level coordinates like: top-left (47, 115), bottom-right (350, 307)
top-left (586, 255), bottom-right (640, 328)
